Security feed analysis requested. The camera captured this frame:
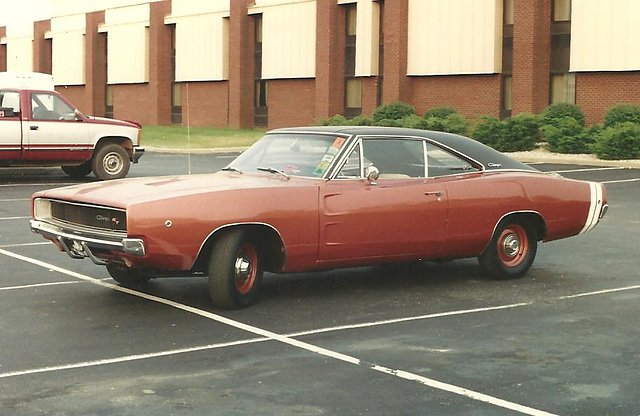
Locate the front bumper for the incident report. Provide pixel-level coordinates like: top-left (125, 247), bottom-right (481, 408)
top-left (132, 146), bottom-right (145, 163)
top-left (30, 220), bottom-right (145, 265)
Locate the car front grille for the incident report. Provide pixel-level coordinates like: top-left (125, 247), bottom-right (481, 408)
top-left (50, 200), bottom-right (126, 233)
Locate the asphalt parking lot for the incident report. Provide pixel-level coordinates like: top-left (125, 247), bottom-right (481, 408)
top-left (1, 154), bottom-right (639, 416)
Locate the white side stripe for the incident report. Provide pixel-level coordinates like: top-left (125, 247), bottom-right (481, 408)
top-left (579, 182), bottom-right (598, 235)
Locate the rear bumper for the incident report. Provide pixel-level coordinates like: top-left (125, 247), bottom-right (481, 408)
top-left (30, 220), bottom-right (145, 265)
top-left (132, 146), bottom-right (145, 163)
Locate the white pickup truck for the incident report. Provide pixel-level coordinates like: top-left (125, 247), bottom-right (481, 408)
top-left (0, 73), bottom-right (144, 180)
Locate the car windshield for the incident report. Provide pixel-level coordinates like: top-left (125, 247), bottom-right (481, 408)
top-left (229, 133), bottom-right (348, 178)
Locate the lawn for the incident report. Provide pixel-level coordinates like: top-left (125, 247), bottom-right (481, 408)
top-left (142, 125), bottom-right (266, 149)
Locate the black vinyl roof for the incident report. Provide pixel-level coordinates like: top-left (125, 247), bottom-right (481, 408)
top-left (269, 126), bottom-right (537, 172)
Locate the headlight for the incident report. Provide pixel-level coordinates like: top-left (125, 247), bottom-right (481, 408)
top-left (33, 198), bottom-right (52, 221)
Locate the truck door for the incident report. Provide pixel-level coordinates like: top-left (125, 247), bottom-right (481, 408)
top-left (0, 90), bottom-right (23, 162)
top-left (23, 91), bottom-right (92, 162)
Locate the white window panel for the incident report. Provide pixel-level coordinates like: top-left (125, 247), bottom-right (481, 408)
top-left (407, 0), bottom-right (502, 76)
top-left (50, 14), bottom-right (87, 86)
top-left (174, 14), bottom-right (229, 81)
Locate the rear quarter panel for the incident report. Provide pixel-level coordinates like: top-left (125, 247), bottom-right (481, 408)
top-left (442, 171), bottom-right (593, 258)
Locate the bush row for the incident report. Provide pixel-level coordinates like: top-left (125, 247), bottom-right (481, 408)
top-left (316, 102), bottom-right (640, 160)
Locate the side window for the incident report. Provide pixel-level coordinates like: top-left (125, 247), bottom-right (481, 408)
top-left (31, 93), bottom-right (75, 121)
top-left (0, 91), bottom-right (20, 117)
top-left (361, 139), bottom-right (425, 179)
top-left (426, 143), bottom-right (480, 177)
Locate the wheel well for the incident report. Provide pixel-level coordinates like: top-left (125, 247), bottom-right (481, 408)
top-left (495, 212), bottom-right (547, 242)
top-left (192, 224), bottom-right (287, 273)
top-left (94, 137), bottom-right (134, 159)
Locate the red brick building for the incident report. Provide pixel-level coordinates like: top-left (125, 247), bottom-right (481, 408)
top-left (1, 0), bottom-right (639, 128)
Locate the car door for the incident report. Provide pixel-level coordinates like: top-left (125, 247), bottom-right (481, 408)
top-left (318, 137), bottom-right (449, 262)
top-left (0, 90), bottom-right (23, 161)
top-left (23, 91), bottom-right (92, 162)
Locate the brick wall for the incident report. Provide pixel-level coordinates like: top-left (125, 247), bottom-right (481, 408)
top-left (315, 1), bottom-right (345, 119)
top-left (0, 27), bottom-right (6, 72)
top-left (577, 72), bottom-right (640, 125)
top-left (228, 0), bottom-right (254, 129)
top-left (267, 78), bottom-right (316, 129)
top-left (180, 81), bottom-right (229, 127)
top-left (513, 0), bottom-right (551, 115)
top-left (33, 20), bottom-right (52, 75)
top-left (410, 75), bottom-right (502, 119)
top-left (382, 0), bottom-right (409, 104)
top-left (56, 86), bottom-right (87, 114)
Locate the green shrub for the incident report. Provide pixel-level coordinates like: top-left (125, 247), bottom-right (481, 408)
top-left (592, 122), bottom-right (640, 160)
top-left (423, 116), bottom-right (448, 132)
top-left (541, 117), bottom-right (594, 154)
top-left (373, 102), bottom-right (416, 123)
top-left (603, 104), bottom-right (640, 128)
top-left (325, 114), bottom-right (350, 126)
top-left (500, 113), bottom-right (540, 152)
top-left (349, 115), bottom-right (373, 126)
top-left (442, 113), bottom-right (469, 135)
top-left (472, 115), bottom-right (503, 149)
top-left (541, 103), bottom-right (586, 127)
top-left (401, 114), bottom-right (428, 130)
top-left (424, 107), bottom-right (457, 119)
top-left (376, 118), bottom-right (403, 127)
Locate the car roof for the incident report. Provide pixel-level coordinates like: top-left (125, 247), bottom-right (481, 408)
top-left (269, 126), bottom-right (537, 172)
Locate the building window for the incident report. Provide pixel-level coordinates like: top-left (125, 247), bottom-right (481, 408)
top-left (553, 0), bottom-right (571, 22)
top-left (504, 0), bottom-right (515, 25)
top-left (254, 15), bottom-right (268, 128)
top-left (105, 85), bottom-right (114, 119)
top-left (550, 73), bottom-right (576, 104)
top-left (344, 4), bottom-right (361, 118)
top-left (170, 25), bottom-right (182, 125)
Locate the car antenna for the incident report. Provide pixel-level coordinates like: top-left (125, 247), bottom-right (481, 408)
top-left (186, 83), bottom-right (192, 175)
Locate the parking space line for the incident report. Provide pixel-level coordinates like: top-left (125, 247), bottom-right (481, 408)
top-left (0, 248), bottom-right (557, 416)
top-left (558, 284), bottom-right (640, 300)
top-left (0, 198), bottom-right (30, 202)
top-left (0, 242), bottom-right (50, 248)
top-left (600, 178), bottom-right (640, 184)
top-left (0, 281), bottom-right (81, 292)
top-left (552, 167), bottom-right (627, 173)
top-left (0, 183), bottom-right (75, 187)
top-left (0, 216), bottom-right (30, 221)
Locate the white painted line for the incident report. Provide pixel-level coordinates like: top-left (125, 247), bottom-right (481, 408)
top-left (0, 198), bottom-right (30, 202)
top-left (0, 281), bottom-right (80, 291)
top-left (553, 167), bottom-right (627, 173)
top-left (0, 183), bottom-right (74, 187)
top-left (600, 178), bottom-right (640, 184)
top-left (558, 284), bottom-right (640, 300)
top-left (0, 216), bottom-right (30, 221)
top-left (0, 248), bottom-right (557, 416)
top-left (0, 242), bottom-right (50, 248)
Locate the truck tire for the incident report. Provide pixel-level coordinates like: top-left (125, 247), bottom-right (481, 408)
top-left (61, 160), bottom-right (92, 178)
top-left (92, 144), bottom-right (130, 180)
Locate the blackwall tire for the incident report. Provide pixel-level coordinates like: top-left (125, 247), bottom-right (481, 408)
top-left (92, 144), bottom-right (130, 180)
top-left (208, 229), bottom-right (263, 309)
top-left (106, 263), bottom-right (151, 287)
top-left (61, 161), bottom-right (92, 178)
top-left (478, 221), bottom-right (538, 280)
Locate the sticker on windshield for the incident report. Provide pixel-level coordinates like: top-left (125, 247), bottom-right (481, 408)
top-left (332, 137), bottom-right (346, 148)
top-left (313, 137), bottom-right (346, 177)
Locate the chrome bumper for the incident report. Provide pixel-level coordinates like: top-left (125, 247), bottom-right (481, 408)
top-left (132, 146), bottom-right (145, 163)
top-left (30, 220), bottom-right (145, 265)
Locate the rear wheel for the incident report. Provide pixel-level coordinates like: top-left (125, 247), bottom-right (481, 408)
top-left (61, 161), bottom-right (92, 178)
top-left (208, 229), bottom-right (263, 309)
top-left (106, 263), bottom-right (150, 287)
top-left (478, 221), bottom-right (537, 279)
top-left (92, 144), bottom-right (130, 180)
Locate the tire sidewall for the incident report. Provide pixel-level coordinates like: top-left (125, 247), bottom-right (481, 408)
top-left (92, 144), bottom-right (131, 180)
top-left (480, 220), bottom-right (538, 279)
top-left (208, 229), bottom-right (263, 309)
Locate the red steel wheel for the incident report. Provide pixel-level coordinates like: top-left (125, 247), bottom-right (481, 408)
top-left (234, 243), bottom-right (258, 295)
top-left (496, 224), bottom-right (529, 267)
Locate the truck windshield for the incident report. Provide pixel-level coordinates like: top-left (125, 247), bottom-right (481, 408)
top-left (229, 133), bottom-right (348, 178)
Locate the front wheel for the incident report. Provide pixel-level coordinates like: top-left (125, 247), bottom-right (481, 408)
top-left (478, 221), bottom-right (538, 279)
top-left (208, 229), bottom-right (263, 309)
top-left (62, 161), bottom-right (92, 178)
top-left (106, 263), bottom-right (151, 287)
top-left (92, 144), bottom-right (131, 180)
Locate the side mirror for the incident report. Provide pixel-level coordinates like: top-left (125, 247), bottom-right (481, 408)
top-left (365, 166), bottom-right (379, 183)
top-left (74, 109), bottom-right (83, 122)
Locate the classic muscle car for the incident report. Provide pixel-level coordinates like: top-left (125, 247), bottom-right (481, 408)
top-left (30, 127), bottom-right (608, 308)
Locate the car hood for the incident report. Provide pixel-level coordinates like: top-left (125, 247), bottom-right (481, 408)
top-left (84, 115), bottom-right (141, 129)
top-left (34, 172), bottom-right (317, 209)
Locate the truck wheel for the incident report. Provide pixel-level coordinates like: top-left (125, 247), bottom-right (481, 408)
top-left (61, 161), bottom-right (92, 178)
top-left (92, 144), bottom-right (130, 180)
top-left (208, 229), bottom-right (263, 309)
top-left (478, 220), bottom-right (538, 280)
top-left (106, 263), bottom-right (150, 287)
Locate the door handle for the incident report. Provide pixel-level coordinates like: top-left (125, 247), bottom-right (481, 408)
top-left (424, 191), bottom-right (443, 197)
top-left (30, 125), bottom-right (39, 131)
